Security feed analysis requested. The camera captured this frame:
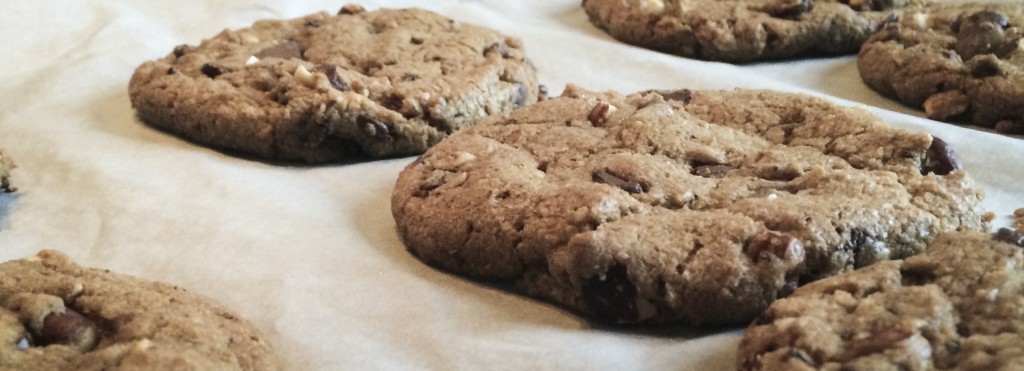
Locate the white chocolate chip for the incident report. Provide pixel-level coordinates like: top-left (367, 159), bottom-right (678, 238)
top-left (294, 65), bottom-right (315, 87)
top-left (913, 13), bottom-right (929, 29)
top-left (245, 55), bottom-right (259, 65)
top-left (767, 193), bottom-right (778, 201)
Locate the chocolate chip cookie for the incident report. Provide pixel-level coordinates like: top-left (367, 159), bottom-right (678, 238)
top-left (739, 230), bottom-right (1024, 370)
top-left (129, 5), bottom-right (539, 162)
top-left (0, 250), bottom-right (277, 370)
top-left (582, 0), bottom-right (933, 62)
top-left (0, 149), bottom-right (14, 193)
top-left (858, 4), bottom-right (1024, 134)
top-left (391, 85), bottom-right (988, 325)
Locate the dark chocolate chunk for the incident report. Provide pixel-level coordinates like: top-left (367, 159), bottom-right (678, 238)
top-left (899, 265), bottom-right (936, 286)
top-left (587, 102), bottom-right (613, 125)
top-left (35, 309), bottom-right (99, 352)
top-left (200, 63), bottom-right (224, 78)
top-left (172, 44), bottom-right (192, 58)
top-left (338, 4), bottom-right (366, 15)
top-left (255, 41), bottom-right (305, 60)
top-left (995, 228), bottom-right (1024, 247)
top-left (921, 136), bottom-right (963, 176)
top-left (592, 169), bottom-right (644, 194)
top-left (955, 12), bottom-right (1008, 60)
top-left (970, 58), bottom-right (1001, 78)
top-left (581, 263), bottom-right (639, 322)
top-left (766, 0), bottom-right (813, 19)
top-left (969, 10), bottom-right (1010, 28)
top-left (314, 64), bottom-right (347, 91)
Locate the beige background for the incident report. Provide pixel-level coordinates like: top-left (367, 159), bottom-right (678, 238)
top-left (1, 1), bottom-right (1021, 369)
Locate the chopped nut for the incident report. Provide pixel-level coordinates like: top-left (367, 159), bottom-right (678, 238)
top-left (245, 55), bottom-right (259, 65)
top-left (294, 65), bottom-right (316, 87)
top-left (745, 231), bottom-right (805, 264)
top-left (255, 41), bottom-right (304, 60)
top-left (922, 90), bottom-right (969, 120)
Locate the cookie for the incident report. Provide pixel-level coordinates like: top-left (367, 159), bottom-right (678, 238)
top-left (0, 250), bottom-right (277, 370)
top-left (0, 149), bottom-right (14, 193)
top-left (858, 3), bottom-right (1024, 134)
top-left (582, 0), bottom-right (932, 62)
top-left (738, 230), bottom-right (1024, 370)
top-left (391, 85), bottom-right (988, 325)
top-left (129, 5), bottom-right (540, 163)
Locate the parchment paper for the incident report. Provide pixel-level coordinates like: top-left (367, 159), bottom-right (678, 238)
top-left (1, 1), bottom-right (1020, 370)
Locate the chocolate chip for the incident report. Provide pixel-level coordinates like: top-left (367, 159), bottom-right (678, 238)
top-left (306, 20), bottom-right (321, 28)
top-left (358, 115), bottom-right (393, 139)
top-left (970, 58), bottom-right (1001, 78)
top-left (766, 0), bottom-right (813, 19)
top-left (514, 84), bottom-right (528, 108)
top-left (338, 4), bottom-right (366, 15)
top-left (592, 169), bottom-right (644, 194)
top-left (995, 228), bottom-right (1024, 247)
top-left (921, 136), bottom-right (963, 176)
top-left (692, 164), bottom-right (732, 178)
top-left (410, 36), bottom-right (425, 45)
top-left (35, 309), bottom-right (99, 352)
top-left (841, 228), bottom-right (871, 268)
top-left (166, 67), bottom-right (179, 75)
top-left (587, 102), bottom-right (614, 125)
top-left (255, 41), bottom-right (305, 60)
top-left (581, 263), bottom-right (639, 322)
top-left (899, 265), bottom-right (936, 286)
top-left (172, 44), bottom-right (192, 58)
top-left (970, 11), bottom-right (1010, 28)
top-left (955, 12), bottom-right (1008, 60)
top-left (200, 63), bottom-right (224, 78)
top-left (660, 89), bottom-right (693, 104)
top-left (314, 64), bottom-right (347, 91)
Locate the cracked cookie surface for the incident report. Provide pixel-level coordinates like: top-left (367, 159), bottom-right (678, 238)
top-left (581, 0), bottom-right (940, 62)
top-left (0, 250), bottom-right (277, 371)
top-left (390, 85), bottom-right (987, 325)
top-left (129, 5), bottom-right (539, 163)
top-left (738, 230), bottom-right (1024, 370)
top-left (858, 3), bottom-right (1024, 134)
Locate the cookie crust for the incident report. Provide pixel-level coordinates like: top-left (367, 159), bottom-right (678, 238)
top-left (582, 0), bottom-right (928, 62)
top-left (391, 86), bottom-right (987, 325)
top-left (858, 3), bottom-right (1024, 133)
top-left (738, 231), bottom-right (1024, 370)
top-left (129, 6), bottom-right (539, 162)
top-left (0, 250), bottom-right (278, 371)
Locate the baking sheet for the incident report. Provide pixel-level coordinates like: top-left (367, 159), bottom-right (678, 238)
top-left (0, 1), bottom-right (1021, 369)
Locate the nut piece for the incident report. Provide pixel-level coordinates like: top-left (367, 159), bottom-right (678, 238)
top-left (338, 4), bottom-right (366, 15)
top-left (294, 65), bottom-right (316, 87)
top-left (922, 90), bottom-right (969, 120)
top-left (581, 263), bottom-right (639, 322)
top-left (35, 309), bottom-right (99, 352)
top-left (587, 102), bottom-right (616, 126)
top-left (745, 231), bottom-right (805, 264)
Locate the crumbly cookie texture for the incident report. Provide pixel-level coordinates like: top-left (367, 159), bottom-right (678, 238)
top-left (739, 230), bottom-right (1024, 370)
top-left (0, 149), bottom-right (14, 193)
top-left (0, 250), bottom-right (278, 371)
top-left (391, 85), bottom-right (988, 325)
top-left (129, 5), bottom-right (540, 163)
top-left (858, 3), bottom-right (1024, 133)
top-left (581, 0), bottom-right (937, 62)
